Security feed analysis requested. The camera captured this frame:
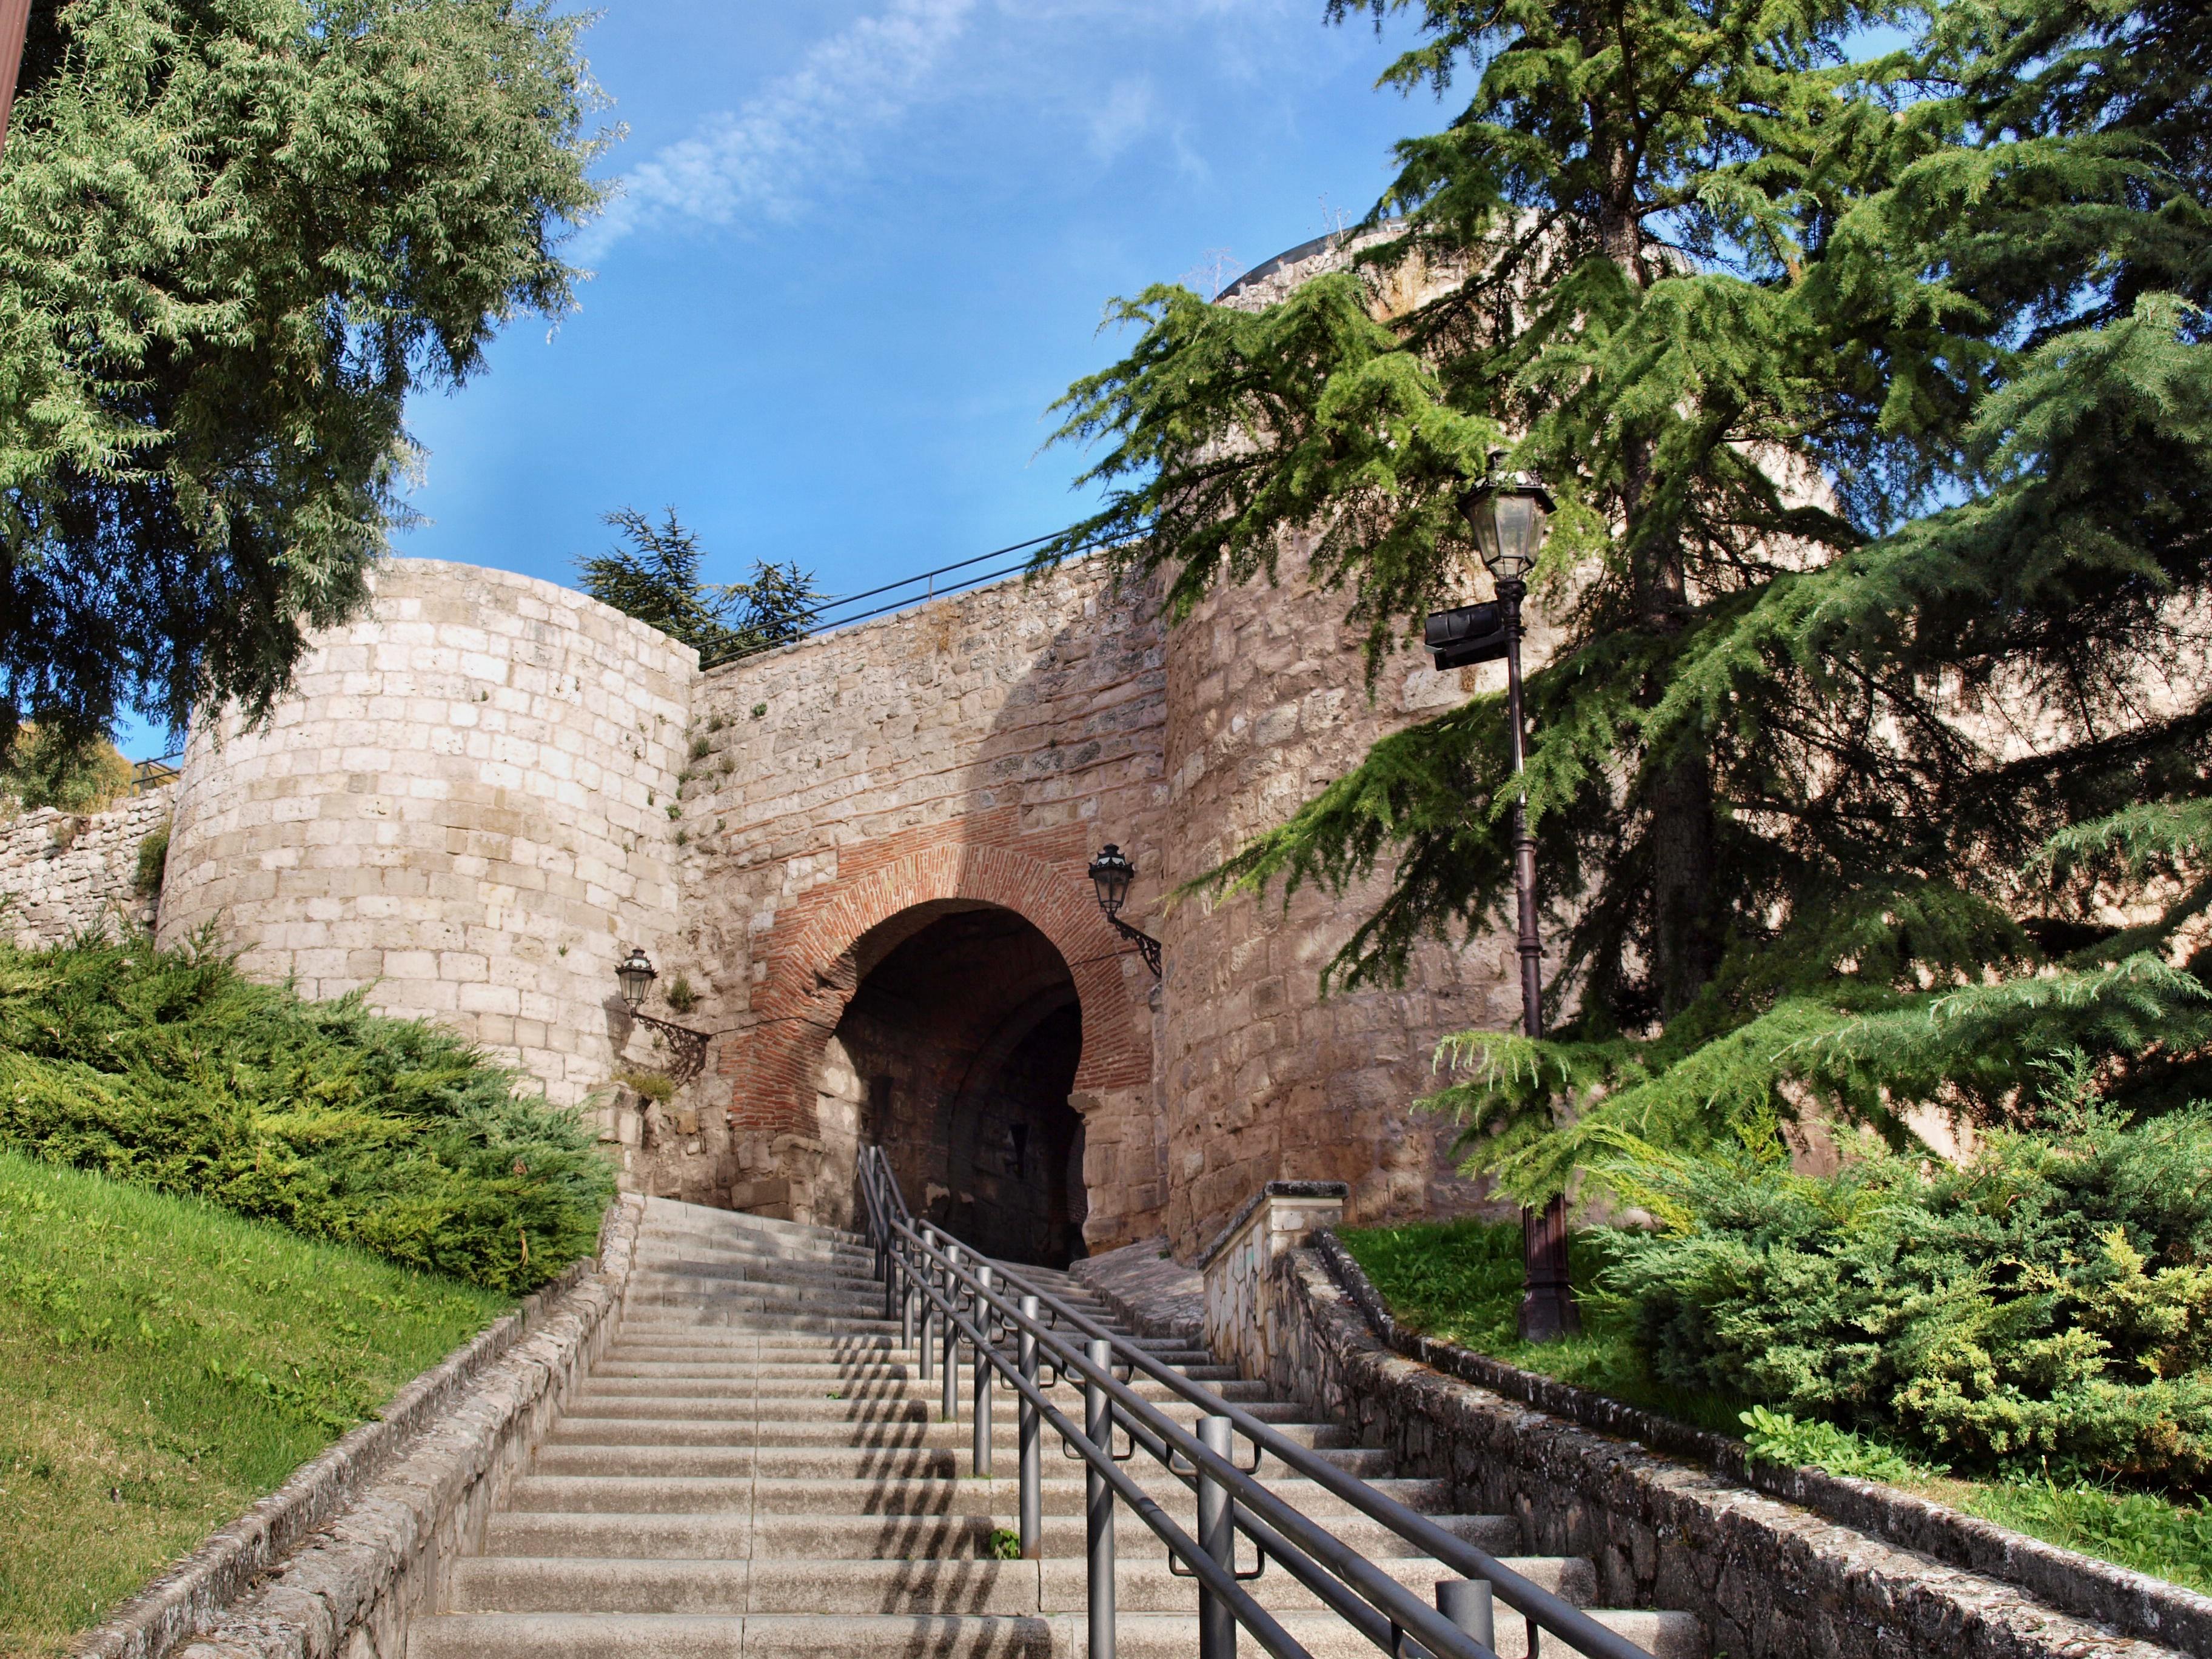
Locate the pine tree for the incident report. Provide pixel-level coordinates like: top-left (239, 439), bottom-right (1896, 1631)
top-left (1045, 0), bottom-right (2212, 1190)
top-left (580, 509), bottom-right (821, 669)
top-left (0, 0), bottom-right (608, 752)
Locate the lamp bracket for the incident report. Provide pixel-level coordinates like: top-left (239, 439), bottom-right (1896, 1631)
top-left (1108, 914), bottom-right (1163, 978)
top-left (628, 1010), bottom-right (711, 1087)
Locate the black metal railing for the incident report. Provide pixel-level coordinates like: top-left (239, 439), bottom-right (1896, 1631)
top-left (712, 532), bottom-right (1110, 668)
top-left (854, 1145), bottom-right (1655, 1659)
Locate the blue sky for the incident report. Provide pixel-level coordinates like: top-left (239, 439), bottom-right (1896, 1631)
top-left (126, 2), bottom-right (1436, 760)
top-left (393, 2), bottom-right (1429, 614)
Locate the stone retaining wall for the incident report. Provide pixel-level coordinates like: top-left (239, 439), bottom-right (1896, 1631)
top-left (1252, 1213), bottom-right (2196, 1659)
top-left (0, 786), bottom-right (171, 945)
top-left (76, 1196), bottom-right (643, 1659)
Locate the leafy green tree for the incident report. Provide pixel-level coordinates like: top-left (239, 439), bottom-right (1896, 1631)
top-left (1047, 0), bottom-right (2212, 1191)
top-left (579, 508), bottom-right (820, 668)
top-left (0, 0), bottom-right (608, 754)
top-left (0, 721), bottom-right (132, 812)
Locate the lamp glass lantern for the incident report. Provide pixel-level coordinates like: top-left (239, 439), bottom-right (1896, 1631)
top-left (616, 947), bottom-right (658, 1010)
top-left (1458, 471), bottom-right (1555, 583)
top-left (1088, 845), bottom-right (1134, 920)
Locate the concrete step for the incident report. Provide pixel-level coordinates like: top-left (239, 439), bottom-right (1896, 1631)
top-left (557, 1398), bottom-right (1344, 1433)
top-left (478, 1509), bottom-right (1526, 1563)
top-left (541, 1415), bottom-right (1355, 1450)
top-left (499, 1472), bottom-right (1456, 1518)
top-left (530, 1441), bottom-right (1396, 1482)
top-left (411, 1607), bottom-right (1702, 1659)
top-left (446, 1552), bottom-right (1598, 1617)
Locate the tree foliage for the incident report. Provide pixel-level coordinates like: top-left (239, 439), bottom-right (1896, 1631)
top-left (1047, 0), bottom-right (2212, 1181)
top-left (578, 507), bottom-right (822, 668)
top-left (0, 0), bottom-right (608, 752)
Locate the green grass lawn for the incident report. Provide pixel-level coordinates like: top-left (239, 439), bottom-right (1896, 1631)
top-left (0, 1151), bottom-right (507, 1657)
top-left (1340, 1218), bottom-right (2212, 1595)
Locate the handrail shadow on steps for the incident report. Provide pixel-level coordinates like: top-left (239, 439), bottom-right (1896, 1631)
top-left (854, 1145), bottom-right (1657, 1659)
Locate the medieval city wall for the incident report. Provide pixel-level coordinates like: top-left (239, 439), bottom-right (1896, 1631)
top-left (1157, 537), bottom-right (1516, 1254)
top-left (0, 786), bottom-right (172, 945)
top-left (156, 559), bottom-right (694, 1106)
top-left (631, 558), bottom-right (1174, 1247)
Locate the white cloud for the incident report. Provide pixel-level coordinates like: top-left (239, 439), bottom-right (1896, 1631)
top-left (1085, 78), bottom-right (1156, 161)
top-left (573, 0), bottom-right (1309, 264)
top-left (578, 0), bottom-right (977, 261)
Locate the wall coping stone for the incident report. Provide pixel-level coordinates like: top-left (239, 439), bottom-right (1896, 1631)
top-left (1195, 1179), bottom-right (1349, 1270)
top-left (1315, 1228), bottom-right (2212, 1657)
top-left (73, 1194), bottom-right (645, 1659)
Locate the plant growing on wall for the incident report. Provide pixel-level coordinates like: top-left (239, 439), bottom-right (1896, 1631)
top-left (1045, 0), bottom-right (2212, 1188)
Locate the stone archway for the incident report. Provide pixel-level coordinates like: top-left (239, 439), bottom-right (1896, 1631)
top-left (816, 904), bottom-right (1089, 1265)
top-left (715, 836), bottom-right (1158, 1246)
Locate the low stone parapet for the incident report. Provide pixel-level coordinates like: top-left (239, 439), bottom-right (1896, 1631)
top-left (1196, 1178), bottom-right (1349, 1387)
top-left (1246, 1227), bottom-right (2200, 1659)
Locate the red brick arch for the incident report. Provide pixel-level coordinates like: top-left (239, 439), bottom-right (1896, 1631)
top-left (725, 839), bottom-right (1151, 1136)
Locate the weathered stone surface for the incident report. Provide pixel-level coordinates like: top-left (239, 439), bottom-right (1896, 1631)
top-left (156, 560), bottom-right (694, 1108)
top-left (0, 785), bottom-right (170, 943)
top-left (1252, 1234), bottom-right (2197, 1659)
top-left (1072, 1233), bottom-right (1203, 1342)
top-left (138, 531), bottom-right (1535, 1253)
top-left (75, 1198), bottom-right (643, 1659)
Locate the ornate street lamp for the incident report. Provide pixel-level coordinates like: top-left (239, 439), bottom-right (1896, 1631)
top-left (616, 947), bottom-right (659, 1009)
top-left (1088, 845), bottom-right (1162, 977)
top-left (612, 948), bottom-right (709, 1085)
top-left (1434, 463), bottom-right (1580, 1342)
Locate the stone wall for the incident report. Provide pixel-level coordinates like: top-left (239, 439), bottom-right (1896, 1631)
top-left (1157, 531), bottom-right (1530, 1255)
top-left (157, 560), bottom-right (694, 1107)
top-left (629, 558), bottom-right (1172, 1246)
top-left (1199, 1179), bottom-right (1352, 1386)
top-left (0, 786), bottom-right (171, 944)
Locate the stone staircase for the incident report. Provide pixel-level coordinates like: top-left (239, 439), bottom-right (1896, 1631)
top-left (409, 1198), bottom-right (1704, 1658)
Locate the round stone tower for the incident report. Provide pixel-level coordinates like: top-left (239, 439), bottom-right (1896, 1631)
top-left (157, 558), bottom-right (695, 1105)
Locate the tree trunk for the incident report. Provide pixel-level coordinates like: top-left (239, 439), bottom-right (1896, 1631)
top-left (1595, 129), bottom-right (1720, 1017)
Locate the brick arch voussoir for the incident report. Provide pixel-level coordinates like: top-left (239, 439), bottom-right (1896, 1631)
top-left (731, 845), bottom-right (1150, 1137)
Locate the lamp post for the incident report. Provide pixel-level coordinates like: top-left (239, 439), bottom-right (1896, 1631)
top-left (614, 947), bottom-right (711, 1086)
top-left (1443, 465), bottom-right (1580, 1342)
top-left (1087, 845), bottom-right (1162, 977)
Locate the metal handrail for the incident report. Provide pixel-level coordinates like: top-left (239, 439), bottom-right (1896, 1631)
top-left (852, 1147), bottom-right (1657, 1659)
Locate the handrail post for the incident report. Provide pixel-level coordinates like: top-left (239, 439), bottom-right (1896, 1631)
top-left (1197, 1415), bottom-right (1236, 1659)
top-left (973, 1264), bottom-right (994, 1475)
top-left (942, 1245), bottom-right (962, 1423)
top-left (1437, 1579), bottom-right (1496, 1654)
top-left (900, 1247), bottom-right (915, 1350)
top-left (1017, 1295), bottom-right (1041, 1560)
top-left (1086, 1337), bottom-right (1116, 1659)
top-left (919, 1246), bottom-right (936, 1384)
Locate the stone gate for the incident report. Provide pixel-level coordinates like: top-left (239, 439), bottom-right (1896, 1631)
top-left (125, 240), bottom-right (1538, 1263)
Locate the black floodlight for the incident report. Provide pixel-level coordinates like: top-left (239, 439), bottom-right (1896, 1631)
top-left (1424, 601), bottom-right (1510, 670)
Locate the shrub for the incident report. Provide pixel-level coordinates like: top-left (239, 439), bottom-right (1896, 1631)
top-left (2, 724), bottom-right (133, 814)
top-left (1602, 1088), bottom-right (2212, 1490)
top-left (0, 933), bottom-right (612, 1293)
top-left (133, 823), bottom-right (169, 897)
top-left (617, 1070), bottom-right (676, 1105)
top-left (665, 974), bottom-right (698, 1014)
